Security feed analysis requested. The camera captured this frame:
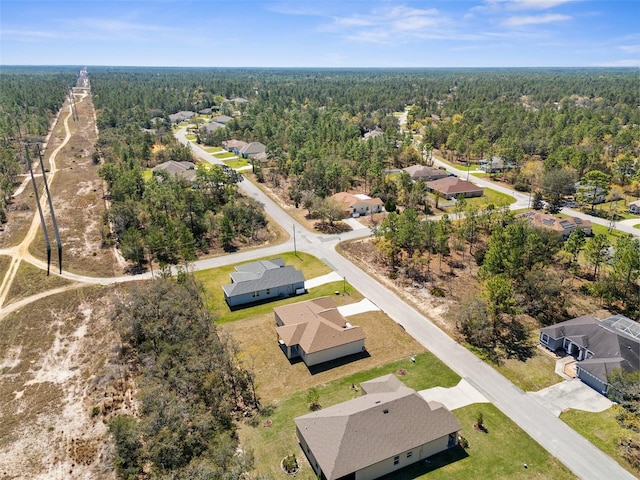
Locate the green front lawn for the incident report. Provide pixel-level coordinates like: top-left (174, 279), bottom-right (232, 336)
top-left (561, 406), bottom-right (638, 477)
top-left (224, 159), bottom-right (250, 169)
top-left (194, 252), bottom-right (333, 322)
top-left (213, 151), bottom-right (236, 159)
top-left (439, 188), bottom-right (515, 213)
top-left (204, 146), bottom-right (222, 153)
top-left (388, 404), bottom-right (574, 480)
top-left (240, 352), bottom-right (461, 480)
top-left (185, 133), bottom-right (196, 141)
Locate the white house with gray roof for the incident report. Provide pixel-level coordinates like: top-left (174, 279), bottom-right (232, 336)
top-left (295, 374), bottom-right (460, 480)
top-left (222, 258), bottom-right (305, 307)
top-left (540, 314), bottom-right (640, 395)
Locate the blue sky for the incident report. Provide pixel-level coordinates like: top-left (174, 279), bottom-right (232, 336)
top-left (1, 1), bottom-right (638, 67)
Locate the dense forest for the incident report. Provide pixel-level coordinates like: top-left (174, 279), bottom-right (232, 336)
top-left (0, 66), bottom-right (77, 221)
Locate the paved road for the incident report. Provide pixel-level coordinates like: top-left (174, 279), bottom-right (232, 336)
top-left (176, 130), bottom-right (636, 480)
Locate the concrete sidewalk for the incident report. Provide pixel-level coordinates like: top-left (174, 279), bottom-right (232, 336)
top-left (304, 271), bottom-right (343, 289)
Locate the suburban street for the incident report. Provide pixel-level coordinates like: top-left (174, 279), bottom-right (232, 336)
top-left (175, 128), bottom-right (637, 480)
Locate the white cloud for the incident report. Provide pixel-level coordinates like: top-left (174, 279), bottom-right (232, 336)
top-left (503, 13), bottom-right (571, 26)
top-left (485, 0), bottom-right (577, 10)
top-left (618, 44), bottom-right (640, 53)
top-left (0, 29), bottom-right (68, 40)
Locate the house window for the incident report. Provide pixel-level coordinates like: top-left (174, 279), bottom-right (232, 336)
top-left (266, 288), bottom-right (271, 295)
top-left (253, 291), bottom-right (260, 298)
top-left (393, 456), bottom-right (399, 465)
top-left (406, 451), bottom-right (413, 458)
top-left (541, 333), bottom-right (549, 344)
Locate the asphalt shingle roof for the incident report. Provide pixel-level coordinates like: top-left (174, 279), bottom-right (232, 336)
top-left (222, 258), bottom-right (304, 297)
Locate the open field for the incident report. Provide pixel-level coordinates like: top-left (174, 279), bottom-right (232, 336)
top-left (0, 285), bottom-right (123, 479)
top-left (561, 406), bottom-right (639, 477)
top-left (28, 92), bottom-right (121, 278)
top-left (5, 260), bottom-right (74, 307)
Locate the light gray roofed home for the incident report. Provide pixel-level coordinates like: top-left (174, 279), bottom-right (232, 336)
top-left (363, 128), bottom-right (384, 140)
top-left (540, 314), bottom-right (640, 395)
top-left (200, 121), bottom-right (225, 133)
top-left (229, 97), bottom-right (249, 103)
top-left (222, 258), bottom-right (305, 307)
top-left (239, 141), bottom-right (267, 158)
top-left (222, 139), bottom-right (248, 153)
top-left (211, 115), bottom-right (233, 124)
top-left (168, 111), bottom-right (196, 123)
top-left (295, 374), bottom-right (461, 480)
top-left (152, 161), bottom-right (196, 182)
top-left (198, 107), bottom-right (213, 115)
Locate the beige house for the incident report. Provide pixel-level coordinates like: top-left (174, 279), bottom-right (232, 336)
top-left (151, 160), bottom-right (196, 182)
top-left (629, 199), bottom-right (640, 214)
top-left (519, 211), bottom-right (592, 239)
top-left (275, 297), bottom-right (365, 367)
top-left (295, 374), bottom-right (461, 480)
top-left (330, 192), bottom-right (384, 218)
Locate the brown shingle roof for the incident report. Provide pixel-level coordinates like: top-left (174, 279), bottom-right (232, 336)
top-left (275, 297), bottom-right (364, 354)
top-left (295, 374), bottom-right (460, 480)
top-left (426, 177), bottom-right (483, 196)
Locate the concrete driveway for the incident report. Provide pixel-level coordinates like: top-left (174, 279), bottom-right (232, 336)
top-left (528, 379), bottom-right (613, 417)
top-left (419, 379), bottom-right (490, 411)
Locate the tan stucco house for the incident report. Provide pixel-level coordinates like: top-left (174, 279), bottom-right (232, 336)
top-left (331, 192), bottom-right (384, 218)
top-left (275, 297), bottom-right (365, 367)
top-left (426, 177), bottom-right (484, 199)
top-left (295, 374), bottom-right (461, 480)
top-left (518, 211), bottom-right (592, 239)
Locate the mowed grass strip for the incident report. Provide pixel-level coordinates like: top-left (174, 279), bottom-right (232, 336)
top-left (195, 251), bottom-right (333, 322)
top-left (238, 351), bottom-right (460, 479)
top-left (384, 404), bottom-right (575, 480)
top-left (223, 159), bottom-right (250, 169)
top-left (561, 406), bottom-right (639, 477)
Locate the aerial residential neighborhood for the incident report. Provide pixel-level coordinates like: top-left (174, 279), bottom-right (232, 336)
top-left (1, 2), bottom-right (639, 479)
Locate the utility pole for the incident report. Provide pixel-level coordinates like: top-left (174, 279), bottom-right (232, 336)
top-left (293, 224), bottom-right (297, 257)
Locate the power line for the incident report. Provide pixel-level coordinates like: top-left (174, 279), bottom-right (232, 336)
top-left (24, 144), bottom-right (51, 275)
top-left (36, 144), bottom-right (62, 274)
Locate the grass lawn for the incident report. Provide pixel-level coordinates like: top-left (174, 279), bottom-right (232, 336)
top-left (589, 222), bottom-right (625, 243)
top-left (224, 159), bottom-right (250, 169)
top-left (212, 151), bottom-right (236, 159)
top-left (385, 404), bottom-right (575, 480)
top-left (561, 406), bottom-right (638, 477)
top-left (185, 133), bottom-right (196, 141)
top-left (194, 252), bottom-right (333, 322)
top-left (440, 188), bottom-right (515, 214)
top-left (494, 349), bottom-right (561, 392)
top-left (470, 172), bottom-right (487, 177)
top-left (204, 146), bottom-right (222, 153)
top-left (238, 351), bottom-right (461, 479)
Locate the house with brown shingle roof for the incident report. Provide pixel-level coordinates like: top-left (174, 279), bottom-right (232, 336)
top-left (426, 177), bottom-right (483, 199)
top-left (518, 211), bottom-right (592, 239)
top-left (295, 374), bottom-right (460, 480)
top-left (275, 297), bottom-right (365, 367)
top-left (330, 192), bottom-right (384, 218)
top-left (403, 164), bottom-right (449, 181)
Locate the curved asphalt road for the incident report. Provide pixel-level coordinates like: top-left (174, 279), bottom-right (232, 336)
top-left (174, 129), bottom-right (635, 480)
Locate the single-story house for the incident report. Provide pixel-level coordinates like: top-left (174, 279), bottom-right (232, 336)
top-left (222, 139), bottom-right (248, 154)
top-left (200, 121), bottom-right (225, 134)
top-left (152, 161), bottom-right (196, 182)
top-left (425, 177), bottom-right (484, 199)
top-left (229, 97), bottom-right (249, 103)
top-left (198, 107), bottom-right (213, 115)
top-left (330, 192), bottom-right (384, 218)
top-left (479, 156), bottom-right (514, 173)
top-left (403, 164), bottom-right (449, 182)
top-left (295, 374), bottom-right (461, 480)
top-left (222, 258), bottom-right (305, 307)
top-left (239, 141), bottom-right (266, 159)
top-left (275, 297), bottom-right (365, 367)
top-left (629, 199), bottom-right (640, 214)
top-left (363, 128), bottom-right (384, 140)
top-left (540, 314), bottom-right (640, 395)
top-left (518, 211), bottom-right (592, 239)
top-left (168, 111), bottom-right (196, 124)
top-left (211, 115), bottom-right (233, 124)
